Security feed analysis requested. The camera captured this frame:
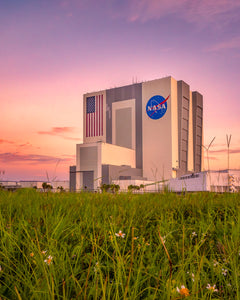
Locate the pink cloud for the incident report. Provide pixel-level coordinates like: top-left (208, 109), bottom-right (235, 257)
top-left (209, 147), bottom-right (240, 155)
top-left (18, 142), bottom-right (32, 148)
top-left (0, 139), bottom-right (14, 144)
top-left (0, 152), bottom-right (72, 165)
top-left (38, 127), bottom-right (81, 141)
top-left (38, 127), bottom-right (75, 134)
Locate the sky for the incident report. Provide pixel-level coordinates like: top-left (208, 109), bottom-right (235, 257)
top-left (1, 0), bottom-right (240, 181)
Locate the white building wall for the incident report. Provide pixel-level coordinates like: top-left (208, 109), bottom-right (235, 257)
top-left (101, 143), bottom-right (136, 168)
top-left (169, 173), bottom-right (207, 192)
top-left (76, 142), bottom-right (136, 190)
top-left (142, 76), bottom-right (174, 181)
top-left (76, 143), bottom-right (100, 190)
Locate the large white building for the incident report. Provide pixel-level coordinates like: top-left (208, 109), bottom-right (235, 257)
top-left (70, 76), bottom-right (203, 191)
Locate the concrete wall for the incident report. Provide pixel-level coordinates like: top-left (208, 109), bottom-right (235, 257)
top-left (76, 143), bottom-right (101, 191)
top-left (76, 142), bottom-right (135, 190)
top-left (101, 143), bottom-right (136, 168)
top-left (142, 76), bottom-right (173, 181)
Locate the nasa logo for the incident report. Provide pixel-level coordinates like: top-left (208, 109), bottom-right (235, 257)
top-left (146, 95), bottom-right (170, 120)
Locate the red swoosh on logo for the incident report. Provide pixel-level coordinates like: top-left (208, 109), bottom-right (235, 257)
top-left (149, 95), bottom-right (170, 117)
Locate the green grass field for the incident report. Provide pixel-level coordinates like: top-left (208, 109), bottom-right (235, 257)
top-left (0, 189), bottom-right (240, 299)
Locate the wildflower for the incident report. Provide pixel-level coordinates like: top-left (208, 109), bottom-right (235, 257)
top-left (0, 265), bottom-right (2, 272)
top-left (94, 262), bottom-right (100, 272)
top-left (30, 252), bottom-right (34, 257)
top-left (44, 255), bottom-right (53, 265)
top-left (213, 260), bottom-right (219, 267)
top-left (206, 284), bottom-right (218, 292)
top-left (133, 236), bottom-right (138, 240)
top-left (187, 271), bottom-right (195, 282)
top-left (192, 232), bottom-right (197, 238)
top-left (162, 236), bottom-right (166, 243)
top-left (115, 230), bottom-right (125, 238)
top-left (222, 268), bottom-right (228, 276)
top-left (176, 285), bottom-right (190, 297)
top-left (42, 250), bottom-right (47, 255)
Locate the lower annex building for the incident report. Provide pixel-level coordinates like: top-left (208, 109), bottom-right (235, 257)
top-left (70, 76), bottom-right (203, 191)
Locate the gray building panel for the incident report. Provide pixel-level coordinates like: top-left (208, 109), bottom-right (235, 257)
top-left (106, 83), bottom-right (143, 169)
top-left (80, 146), bottom-right (98, 167)
top-left (192, 91), bottom-right (203, 172)
top-left (69, 165), bottom-right (76, 191)
top-left (115, 107), bottom-right (132, 149)
top-left (102, 164), bottom-right (144, 184)
top-left (177, 81), bottom-right (190, 176)
top-left (102, 165), bottom-right (109, 185)
top-left (82, 171), bottom-right (94, 190)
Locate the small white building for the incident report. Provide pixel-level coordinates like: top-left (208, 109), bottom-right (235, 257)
top-left (111, 170), bottom-right (240, 193)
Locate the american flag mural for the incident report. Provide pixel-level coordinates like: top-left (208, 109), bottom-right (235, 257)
top-left (86, 95), bottom-right (103, 137)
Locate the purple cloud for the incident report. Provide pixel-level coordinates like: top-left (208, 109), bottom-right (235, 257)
top-left (116, 0), bottom-right (240, 27)
top-left (0, 152), bottom-right (73, 165)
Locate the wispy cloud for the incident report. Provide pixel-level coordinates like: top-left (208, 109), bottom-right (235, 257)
top-left (205, 36), bottom-right (240, 52)
top-left (0, 152), bottom-right (72, 165)
top-left (38, 127), bottom-right (74, 134)
top-left (118, 0), bottom-right (240, 27)
top-left (38, 127), bottom-right (81, 141)
top-left (0, 139), bottom-right (14, 144)
top-left (209, 147), bottom-right (240, 155)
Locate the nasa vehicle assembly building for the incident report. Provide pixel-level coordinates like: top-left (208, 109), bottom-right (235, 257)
top-left (70, 76), bottom-right (203, 191)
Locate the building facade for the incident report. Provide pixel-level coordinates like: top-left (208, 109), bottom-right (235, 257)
top-left (71, 76), bottom-right (203, 191)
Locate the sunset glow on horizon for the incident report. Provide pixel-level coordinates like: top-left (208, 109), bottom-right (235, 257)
top-left (1, 0), bottom-right (240, 181)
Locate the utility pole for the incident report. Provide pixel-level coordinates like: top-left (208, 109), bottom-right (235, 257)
top-left (226, 134), bottom-right (232, 192)
top-left (202, 136), bottom-right (216, 190)
top-left (226, 134), bottom-right (231, 172)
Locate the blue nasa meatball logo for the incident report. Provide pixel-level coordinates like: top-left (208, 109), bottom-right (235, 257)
top-left (146, 95), bottom-right (170, 120)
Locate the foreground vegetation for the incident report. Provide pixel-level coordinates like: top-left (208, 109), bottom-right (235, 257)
top-left (0, 189), bottom-right (240, 299)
